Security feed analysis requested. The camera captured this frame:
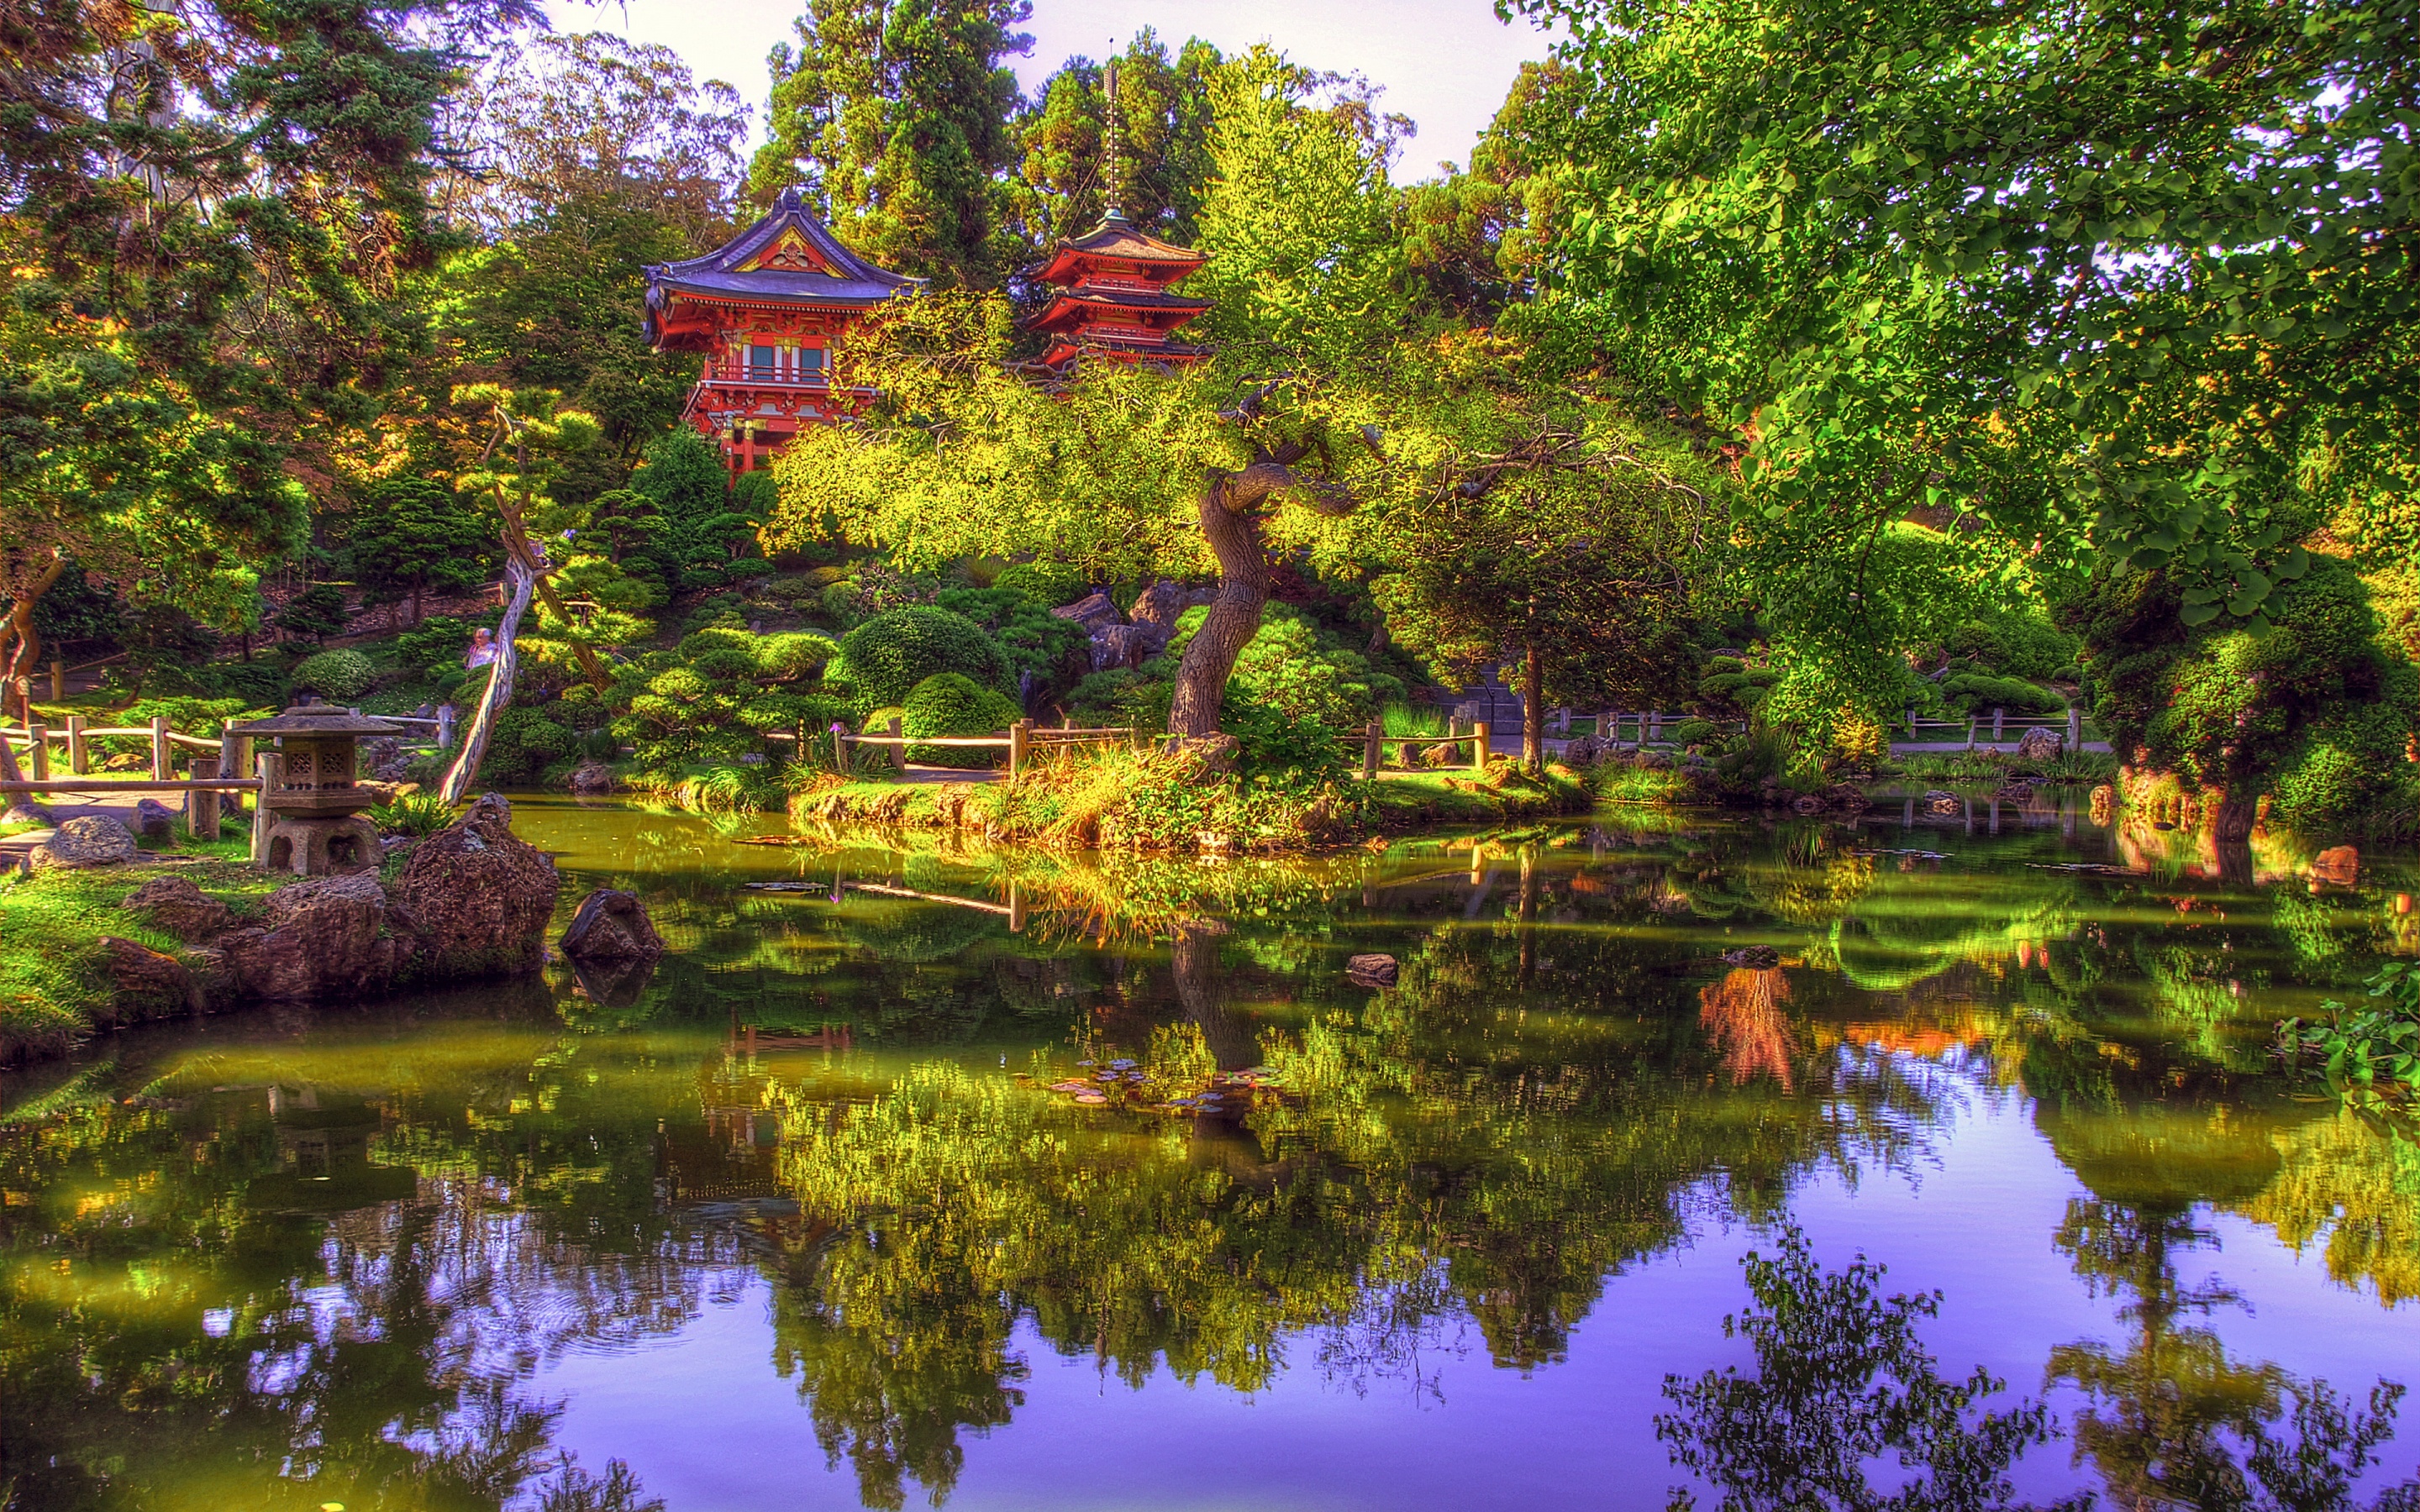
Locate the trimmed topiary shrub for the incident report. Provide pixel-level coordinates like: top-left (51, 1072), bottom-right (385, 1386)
top-left (484, 706), bottom-right (575, 785)
top-left (827, 606), bottom-right (1013, 712)
top-left (902, 673), bottom-right (1023, 766)
top-left (1942, 673), bottom-right (2066, 717)
top-left (291, 648), bottom-right (376, 701)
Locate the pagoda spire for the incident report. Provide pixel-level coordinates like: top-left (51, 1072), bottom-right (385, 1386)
top-left (1102, 55), bottom-right (1129, 227)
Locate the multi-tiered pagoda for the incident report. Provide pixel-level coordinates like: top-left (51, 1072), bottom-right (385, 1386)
top-left (1023, 61), bottom-right (1212, 372)
top-left (642, 189), bottom-right (918, 475)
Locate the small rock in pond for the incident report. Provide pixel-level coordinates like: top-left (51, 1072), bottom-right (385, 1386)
top-left (1346, 953), bottom-right (1398, 987)
top-left (560, 889), bottom-right (665, 963)
top-left (1722, 945), bottom-right (1782, 970)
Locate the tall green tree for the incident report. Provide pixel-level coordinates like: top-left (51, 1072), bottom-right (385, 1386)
top-left (1510, 0), bottom-right (2420, 746)
top-left (750, 0), bottom-right (1034, 286)
top-left (1007, 31), bottom-right (1223, 254)
top-left (342, 479), bottom-right (501, 627)
top-left (0, 0), bottom-right (501, 717)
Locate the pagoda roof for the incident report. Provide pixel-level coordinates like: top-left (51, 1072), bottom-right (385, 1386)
top-left (1028, 286), bottom-right (1213, 336)
top-left (1028, 208), bottom-right (1207, 286)
top-left (644, 189), bottom-right (917, 343)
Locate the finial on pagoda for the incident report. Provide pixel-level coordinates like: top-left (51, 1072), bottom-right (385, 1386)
top-left (1101, 55), bottom-right (1130, 228)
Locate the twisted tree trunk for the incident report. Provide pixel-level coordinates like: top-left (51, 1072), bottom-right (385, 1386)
top-left (438, 553), bottom-right (534, 804)
top-left (3, 550), bottom-right (67, 725)
top-left (1167, 457), bottom-right (1341, 739)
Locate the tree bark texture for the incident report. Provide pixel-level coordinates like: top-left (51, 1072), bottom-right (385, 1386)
top-left (1168, 459), bottom-right (1328, 739)
top-left (1522, 641), bottom-right (1544, 773)
top-left (3, 551), bottom-right (68, 724)
top-left (438, 553), bottom-right (534, 804)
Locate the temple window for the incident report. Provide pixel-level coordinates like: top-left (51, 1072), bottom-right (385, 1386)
top-left (750, 343), bottom-right (777, 379)
top-left (799, 347), bottom-right (828, 384)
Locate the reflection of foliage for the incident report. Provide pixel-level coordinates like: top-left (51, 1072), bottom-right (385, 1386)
top-left (2234, 1112), bottom-right (2420, 1307)
top-left (1700, 968), bottom-right (1797, 1089)
top-left (1656, 1226), bottom-right (2075, 1512)
top-left (2049, 1200), bottom-right (2420, 1510)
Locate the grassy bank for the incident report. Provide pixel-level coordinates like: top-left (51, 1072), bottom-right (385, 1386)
top-left (0, 831), bottom-right (269, 1063)
top-left (779, 744), bottom-right (1597, 852)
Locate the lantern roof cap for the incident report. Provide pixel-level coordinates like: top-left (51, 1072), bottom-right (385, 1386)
top-left (226, 705), bottom-right (406, 736)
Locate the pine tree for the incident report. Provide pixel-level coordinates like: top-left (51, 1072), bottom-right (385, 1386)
top-left (749, 0), bottom-right (1034, 286)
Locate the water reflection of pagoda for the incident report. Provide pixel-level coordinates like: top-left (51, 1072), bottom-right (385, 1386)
top-left (1021, 60), bottom-right (1211, 373)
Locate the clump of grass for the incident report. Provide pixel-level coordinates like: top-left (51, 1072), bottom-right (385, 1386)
top-left (1381, 701), bottom-right (1450, 739)
top-left (370, 790), bottom-right (456, 837)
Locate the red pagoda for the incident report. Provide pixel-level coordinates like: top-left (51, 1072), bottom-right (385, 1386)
top-left (1023, 61), bottom-right (1211, 371)
top-left (643, 188), bottom-right (918, 474)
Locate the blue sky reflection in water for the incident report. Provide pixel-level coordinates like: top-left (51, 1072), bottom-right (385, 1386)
top-left (3, 795), bottom-right (2417, 1510)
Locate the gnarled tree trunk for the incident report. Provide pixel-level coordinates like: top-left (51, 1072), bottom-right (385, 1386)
top-left (3, 550), bottom-right (68, 725)
top-left (1521, 640), bottom-right (1544, 774)
top-left (438, 554), bottom-right (534, 804)
top-left (1168, 456), bottom-right (1348, 739)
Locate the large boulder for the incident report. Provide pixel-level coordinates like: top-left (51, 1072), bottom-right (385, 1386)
top-left (217, 873), bottom-right (401, 1002)
top-left (2014, 726), bottom-right (2064, 762)
top-left (30, 816), bottom-right (139, 869)
top-left (1090, 622), bottom-right (1157, 671)
top-left (122, 874), bottom-right (234, 942)
top-left (1050, 591), bottom-right (1122, 634)
top-left (1128, 581), bottom-right (1215, 632)
top-left (386, 794), bottom-right (558, 979)
top-left (560, 888), bottom-right (664, 962)
top-left (100, 937), bottom-right (203, 1019)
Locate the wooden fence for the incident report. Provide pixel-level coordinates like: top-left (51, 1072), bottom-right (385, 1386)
top-left (771, 718), bottom-right (1139, 780)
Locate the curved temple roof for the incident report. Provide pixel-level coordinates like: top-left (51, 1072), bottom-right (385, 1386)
top-left (643, 188), bottom-right (918, 345)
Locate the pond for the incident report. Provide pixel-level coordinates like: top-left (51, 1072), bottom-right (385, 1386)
top-left (5, 795), bottom-right (2418, 1511)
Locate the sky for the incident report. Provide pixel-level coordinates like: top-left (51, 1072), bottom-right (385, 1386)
top-left (545, 0), bottom-right (1568, 181)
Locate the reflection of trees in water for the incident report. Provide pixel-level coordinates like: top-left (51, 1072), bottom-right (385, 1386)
top-left (1657, 1226), bottom-right (2072, 1512)
top-left (2048, 1199), bottom-right (2420, 1509)
top-left (754, 913), bottom-right (1968, 1509)
top-left (2233, 1114), bottom-right (2420, 1308)
top-left (0, 1058), bottom-right (718, 1510)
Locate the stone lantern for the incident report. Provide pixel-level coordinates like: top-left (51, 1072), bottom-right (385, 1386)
top-left (226, 706), bottom-right (404, 875)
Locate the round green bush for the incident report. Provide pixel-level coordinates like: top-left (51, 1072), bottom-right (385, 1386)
top-left (485, 706), bottom-right (575, 785)
top-left (830, 606), bottom-right (1013, 712)
top-left (290, 648), bottom-right (376, 701)
top-left (902, 673), bottom-right (1023, 767)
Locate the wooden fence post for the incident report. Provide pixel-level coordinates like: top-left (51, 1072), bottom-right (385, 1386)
top-left (2066, 706), bottom-right (2081, 750)
top-left (888, 717), bottom-right (906, 773)
top-left (150, 717), bottom-right (171, 780)
top-left (251, 752), bottom-right (281, 867)
top-left (66, 715), bottom-right (87, 774)
top-left (190, 758), bottom-right (220, 840)
top-left (1007, 881), bottom-right (1025, 933)
top-left (1993, 706), bottom-right (2005, 742)
top-left (49, 660), bottom-right (63, 701)
top-left (219, 730), bottom-right (247, 815)
top-left (1471, 721), bottom-right (1490, 772)
top-left (1907, 708), bottom-right (1918, 738)
top-left (26, 723), bottom-right (47, 782)
top-left (1009, 718), bottom-right (1030, 780)
top-left (1965, 717), bottom-right (1978, 749)
top-left (1363, 720), bottom-right (1380, 781)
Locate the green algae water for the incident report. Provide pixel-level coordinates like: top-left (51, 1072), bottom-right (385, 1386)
top-left (5, 795), bottom-right (2418, 1510)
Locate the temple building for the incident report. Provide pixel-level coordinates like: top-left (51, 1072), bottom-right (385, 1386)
top-left (642, 188), bottom-right (918, 474)
top-left (1022, 61), bottom-right (1212, 372)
